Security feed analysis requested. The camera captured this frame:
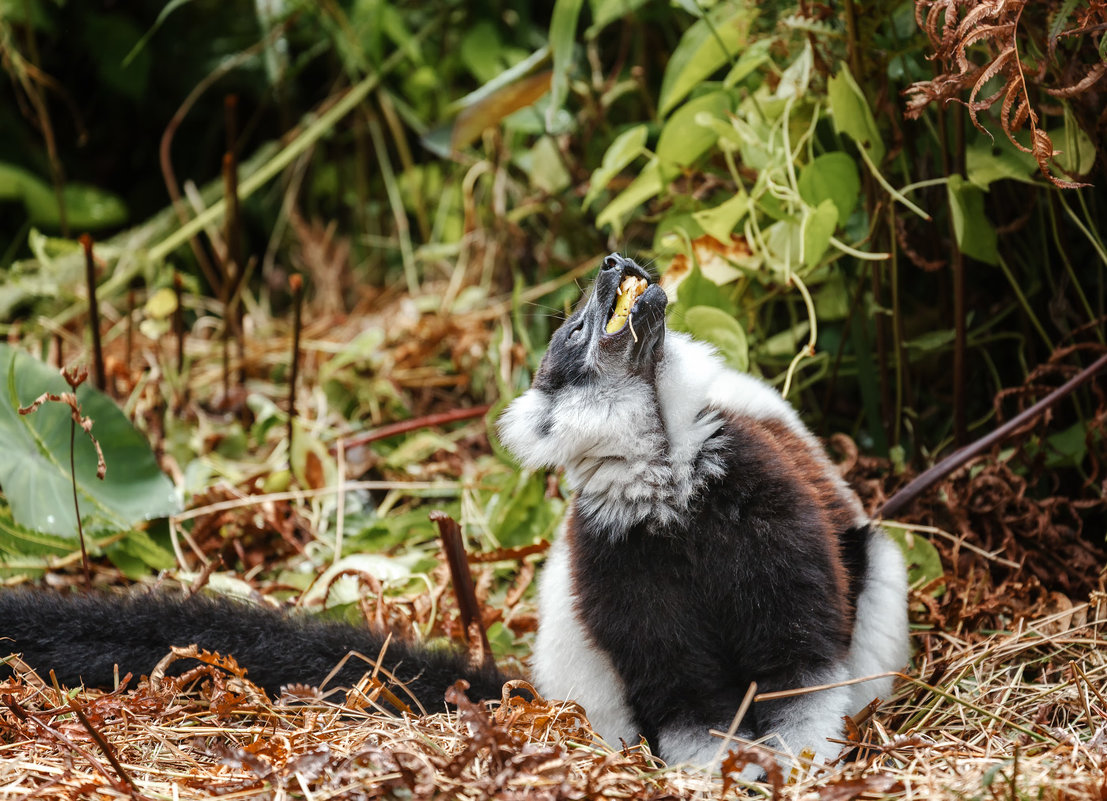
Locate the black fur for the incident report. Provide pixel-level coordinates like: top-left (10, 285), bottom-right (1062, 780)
top-left (0, 590), bottom-right (506, 708)
top-left (570, 417), bottom-right (854, 750)
top-left (839, 525), bottom-right (872, 616)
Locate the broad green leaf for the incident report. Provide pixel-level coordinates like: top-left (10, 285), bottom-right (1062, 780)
top-left (461, 21), bottom-right (508, 83)
top-left (658, 1), bottom-right (755, 116)
top-left (759, 321), bottom-right (810, 358)
top-left (798, 152), bottom-right (860, 226)
top-left (946, 175), bottom-right (998, 265)
top-left (0, 511), bottom-right (74, 558)
top-left (586, 0), bottom-right (650, 37)
top-left (0, 162), bottom-right (128, 230)
top-left (515, 135), bottom-right (571, 194)
top-left (692, 191), bottom-right (750, 244)
top-left (595, 157), bottom-right (663, 237)
top-left (884, 527), bottom-right (945, 596)
top-left (673, 264), bottom-right (738, 316)
top-left (487, 471), bottom-right (564, 548)
top-left (827, 64), bottom-right (885, 164)
top-left (656, 89), bottom-right (733, 168)
top-left (813, 268), bottom-right (850, 321)
top-left (584, 124), bottom-right (648, 210)
top-left (106, 528), bottom-right (176, 580)
top-left (966, 136), bottom-right (1037, 188)
top-left (1050, 107), bottom-right (1096, 176)
top-left (546, 0), bottom-right (585, 132)
top-left (723, 38), bottom-right (772, 87)
top-left (681, 306), bottom-right (749, 371)
top-left (0, 344), bottom-right (180, 537)
top-left (802, 199), bottom-right (838, 269)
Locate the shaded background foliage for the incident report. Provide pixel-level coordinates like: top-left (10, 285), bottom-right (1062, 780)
top-left (0, 0), bottom-right (1104, 611)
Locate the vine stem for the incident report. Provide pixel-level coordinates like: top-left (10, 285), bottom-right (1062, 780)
top-left (879, 349), bottom-right (1107, 519)
top-left (70, 418), bottom-right (91, 589)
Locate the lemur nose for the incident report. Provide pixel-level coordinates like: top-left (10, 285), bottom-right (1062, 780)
top-left (602, 254), bottom-right (622, 271)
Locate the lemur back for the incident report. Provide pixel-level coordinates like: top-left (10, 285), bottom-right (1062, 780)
top-left (498, 253), bottom-right (909, 770)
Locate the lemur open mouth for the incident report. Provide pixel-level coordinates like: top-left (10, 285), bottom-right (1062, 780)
top-left (605, 275), bottom-right (649, 334)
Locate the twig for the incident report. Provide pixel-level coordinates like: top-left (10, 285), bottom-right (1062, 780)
top-left (334, 404), bottom-right (490, 452)
top-left (430, 511), bottom-right (496, 671)
top-left (879, 350), bottom-right (1107, 519)
top-left (69, 699), bottom-right (140, 794)
top-left (287, 273), bottom-right (304, 453)
top-left (80, 235), bottom-right (105, 392)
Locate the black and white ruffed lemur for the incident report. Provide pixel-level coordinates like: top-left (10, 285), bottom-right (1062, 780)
top-left (0, 254), bottom-right (908, 772)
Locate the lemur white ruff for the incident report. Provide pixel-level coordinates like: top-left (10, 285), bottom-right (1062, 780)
top-left (498, 253), bottom-right (909, 768)
top-left (0, 254), bottom-right (908, 771)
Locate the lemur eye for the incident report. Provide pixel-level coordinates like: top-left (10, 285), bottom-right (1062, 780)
top-left (567, 321), bottom-right (584, 342)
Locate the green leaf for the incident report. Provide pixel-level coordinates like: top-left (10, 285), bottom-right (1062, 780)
top-left (827, 64), bottom-right (885, 164)
top-left (595, 157), bottom-right (663, 237)
top-left (0, 510), bottom-right (73, 559)
top-left (657, 89), bottom-right (733, 168)
top-left (798, 152), bottom-right (860, 226)
top-left (0, 344), bottom-right (180, 537)
top-left (547, 0), bottom-right (585, 132)
top-left (106, 529), bottom-right (176, 580)
top-left (584, 124), bottom-right (648, 210)
top-left (586, 0), bottom-right (650, 37)
top-left (514, 135), bottom-right (571, 194)
top-left (966, 135), bottom-right (1038, 189)
top-left (81, 12), bottom-right (150, 101)
top-left (1050, 107), bottom-right (1096, 176)
top-left (884, 526), bottom-right (945, 596)
top-left (802, 199), bottom-right (838, 269)
top-left (723, 38), bottom-right (772, 87)
top-left (680, 306), bottom-right (749, 371)
top-left (692, 190), bottom-right (750, 244)
top-left (0, 162), bottom-right (128, 230)
top-left (946, 175), bottom-right (998, 265)
top-left (658, 1), bottom-right (755, 116)
top-left (673, 264), bottom-right (738, 316)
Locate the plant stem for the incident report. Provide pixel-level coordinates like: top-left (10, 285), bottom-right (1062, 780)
top-left (80, 235), bottom-right (106, 393)
top-left (70, 418), bottom-right (91, 589)
top-left (287, 273), bottom-right (303, 453)
top-left (430, 511), bottom-right (496, 671)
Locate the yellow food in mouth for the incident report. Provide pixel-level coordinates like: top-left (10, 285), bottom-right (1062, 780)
top-left (605, 275), bottom-right (649, 333)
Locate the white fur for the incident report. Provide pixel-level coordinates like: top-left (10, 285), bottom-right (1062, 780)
top-left (844, 529), bottom-right (911, 711)
top-left (531, 526), bottom-right (638, 748)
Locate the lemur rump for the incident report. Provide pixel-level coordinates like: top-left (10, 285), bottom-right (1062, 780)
top-left (0, 254), bottom-right (908, 770)
top-left (498, 253), bottom-right (909, 767)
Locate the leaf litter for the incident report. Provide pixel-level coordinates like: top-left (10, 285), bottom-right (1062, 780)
top-left (3, 272), bottom-right (1107, 799)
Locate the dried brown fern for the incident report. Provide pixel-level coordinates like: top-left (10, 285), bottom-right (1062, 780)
top-left (905, 0), bottom-right (1107, 187)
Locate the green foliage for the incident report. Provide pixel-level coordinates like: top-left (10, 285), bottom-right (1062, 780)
top-left (0, 344), bottom-right (179, 537)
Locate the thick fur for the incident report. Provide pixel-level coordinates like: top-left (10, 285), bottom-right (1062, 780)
top-left (499, 254), bottom-right (910, 769)
top-left (0, 590), bottom-right (506, 709)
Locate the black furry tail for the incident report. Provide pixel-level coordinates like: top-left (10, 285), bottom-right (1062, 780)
top-left (0, 590), bottom-right (508, 711)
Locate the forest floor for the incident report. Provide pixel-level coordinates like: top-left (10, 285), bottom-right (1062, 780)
top-left (1, 273), bottom-right (1105, 800)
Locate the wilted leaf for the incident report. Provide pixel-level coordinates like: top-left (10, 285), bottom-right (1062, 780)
top-left (451, 71), bottom-right (552, 151)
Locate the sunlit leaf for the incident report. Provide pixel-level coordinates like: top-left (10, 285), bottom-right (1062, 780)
top-left (450, 71), bottom-right (553, 151)
top-left (546, 0), bottom-right (585, 132)
top-left (656, 89), bottom-right (733, 168)
top-left (584, 124), bottom-right (648, 210)
top-left (680, 305), bottom-right (749, 371)
top-left (595, 157), bottom-right (663, 237)
top-left (827, 63), bottom-right (885, 164)
top-left (802, 199), bottom-right (838, 269)
top-left (692, 191), bottom-right (750, 244)
top-left (658, 1), bottom-right (755, 116)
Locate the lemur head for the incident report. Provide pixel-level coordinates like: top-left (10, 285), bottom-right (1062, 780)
top-left (498, 253), bottom-right (670, 473)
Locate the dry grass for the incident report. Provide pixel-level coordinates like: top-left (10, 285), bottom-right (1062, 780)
top-left (2, 593), bottom-right (1105, 801)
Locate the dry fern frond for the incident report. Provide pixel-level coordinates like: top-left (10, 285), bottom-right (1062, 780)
top-left (905, 0), bottom-right (1107, 187)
